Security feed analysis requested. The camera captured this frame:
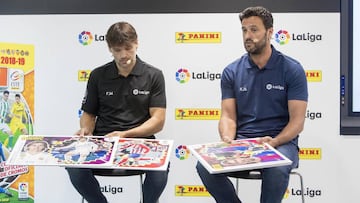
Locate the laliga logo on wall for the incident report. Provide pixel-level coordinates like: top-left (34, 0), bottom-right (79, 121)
top-left (175, 68), bottom-right (191, 84)
top-left (275, 30), bottom-right (291, 45)
top-left (78, 31), bottom-right (94, 46)
top-left (78, 31), bottom-right (106, 46)
top-left (175, 145), bottom-right (190, 160)
top-left (275, 29), bottom-right (323, 45)
top-left (175, 68), bottom-right (221, 84)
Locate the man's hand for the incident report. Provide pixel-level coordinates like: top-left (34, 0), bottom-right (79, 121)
top-left (258, 136), bottom-right (280, 147)
top-left (105, 131), bottom-right (126, 138)
top-left (75, 128), bottom-right (92, 136)
top-left (222, 136), bottom-right (233, 144)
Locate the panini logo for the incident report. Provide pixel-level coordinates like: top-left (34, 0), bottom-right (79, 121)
top-left (78, 70), bottom-right (91, 81)
top-left (299, 148), bottom-right (321, 160)
top-left (176, 32), bottom-right (221, 43)
top-left (175, 185), bottom-right (210, 196)
top-left (306, 70), bottom-right (322, 82)
top-left (175, 108), bottom-right (221, 120)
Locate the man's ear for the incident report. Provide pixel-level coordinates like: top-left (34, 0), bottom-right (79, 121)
top-left (267, 27), bottom-right (273, 41)
top-left (135, 40), bottom-right (139, 50)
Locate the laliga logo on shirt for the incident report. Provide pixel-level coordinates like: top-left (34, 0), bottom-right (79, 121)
top-left (133, 89), bottom-right (150, 95)
top-left (266, 83), bottom-right (284, 91)
top-left (78, 31), bottom-right (94, 45)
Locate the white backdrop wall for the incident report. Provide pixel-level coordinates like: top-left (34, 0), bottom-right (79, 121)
top-left (1, 12), bottom-right (356, 203)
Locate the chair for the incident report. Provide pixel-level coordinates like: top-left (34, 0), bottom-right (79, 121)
top-left (81, 169), bottom-right (145, 203)
top-left (228, 169), bottom-right (305, 203)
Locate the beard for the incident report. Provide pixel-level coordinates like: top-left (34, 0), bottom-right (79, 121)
top-left (244, 33), bottom-right (268, 55)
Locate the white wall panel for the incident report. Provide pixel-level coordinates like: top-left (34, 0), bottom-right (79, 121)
top-left (0, 13), bottom-right (346, 203)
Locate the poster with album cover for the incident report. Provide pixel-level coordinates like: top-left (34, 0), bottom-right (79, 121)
top-left (6, 135), bottom-right (118, 168)
top-left (188, 138), bottom-right (292, 174)
top-left (0, 42), bottom-right (35, 202)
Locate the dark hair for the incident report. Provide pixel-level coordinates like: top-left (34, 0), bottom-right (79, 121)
top-left (3, 90), bottom-right (9, 95)
top-left (105, 22), bottom-right (138, 48)
top-left (239, 6), bottom-right (273, 30)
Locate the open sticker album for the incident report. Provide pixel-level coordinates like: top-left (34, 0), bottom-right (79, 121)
top-left (188, 138), bottom-right (292, 174)
top-left (6, 135), bottom-right (173, 171)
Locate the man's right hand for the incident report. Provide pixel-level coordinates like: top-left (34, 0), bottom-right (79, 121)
top-left (75, 128), bottom-right (92, 136)
top-left (221, 136), bottom-right (233, 143)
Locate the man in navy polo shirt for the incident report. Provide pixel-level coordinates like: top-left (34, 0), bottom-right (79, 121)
top-left (66, 21), bottom-right (168, 203)
top-left (196, 6), bottom-right (308, 203)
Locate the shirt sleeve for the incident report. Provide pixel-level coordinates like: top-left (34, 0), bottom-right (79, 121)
top-left (287, 62), bottom-right (308, 101)
top-left (149, 70), bottom-right (166, 108)
top-left (221, 67), bottom-right (236, 100)
top-left (81, 70), bottom-right (99, 114)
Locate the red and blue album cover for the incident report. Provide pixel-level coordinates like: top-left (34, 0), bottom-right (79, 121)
top-left (188, 138), bottom-right (292, 174)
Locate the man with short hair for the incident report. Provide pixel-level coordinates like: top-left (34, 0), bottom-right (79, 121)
top-left (66, 21), bottom-right (168, 203)
top-left (196, 6), bottom-right (308, 203)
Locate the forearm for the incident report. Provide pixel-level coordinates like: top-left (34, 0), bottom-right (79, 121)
top-left (123, 116), bottom-right (165, 138)
top-left (270, 100), bottom-right (307, 147)
top-left (218, 117), bottom-right (237, 142)
top-left (78, 112), bottom-right (96, 135)
top-left (219, 98), bottom-right (237, 143)
top-left (271, 121), bottom-right (304, 147)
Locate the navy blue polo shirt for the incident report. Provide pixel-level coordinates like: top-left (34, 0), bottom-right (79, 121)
top-left (81, 56), bottom-right (166, 136)
top-left (221, 46), bottom-right (308, 139)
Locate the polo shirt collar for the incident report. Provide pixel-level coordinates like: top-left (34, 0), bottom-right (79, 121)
top-left (130, 56), bottom-right (144, 76)
top-left (246, 45), bottom-right (278, 70)
top-left (107, 55), bottom-right (144, 79)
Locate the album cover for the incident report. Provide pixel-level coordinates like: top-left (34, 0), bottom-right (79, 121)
top-left (188, 138), bottom-right (292, 174)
